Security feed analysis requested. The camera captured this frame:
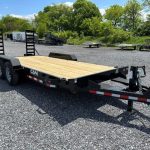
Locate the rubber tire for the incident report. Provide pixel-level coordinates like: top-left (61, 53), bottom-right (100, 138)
top-left (4, 61), bottom-right (19, 85)
top-left (0, 60), bottom-right (5, 79)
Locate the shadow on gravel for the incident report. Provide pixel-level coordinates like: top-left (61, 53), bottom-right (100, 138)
top-left (0, 79), bottom-right (149, 134)
top-left (83, 47), bottom-right (100, 49)
top-left (115, 48), bottom-right (137, 51)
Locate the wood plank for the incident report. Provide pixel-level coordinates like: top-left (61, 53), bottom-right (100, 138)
top-left (17, 56), bottom-right (115, 80)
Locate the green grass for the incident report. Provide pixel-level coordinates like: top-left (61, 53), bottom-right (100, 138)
top-left (67, 36), bottom-right (98, 45)
top-left (126, 36), bottom-right (150, 44)
top-left (67, 36), bottom-right (150, 46)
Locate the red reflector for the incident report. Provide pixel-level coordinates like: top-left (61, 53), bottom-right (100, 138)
top-left (120, 95), bottom-right (129, 100)
top-left (138, 97), bottom-right (147, 102)
top-left (89, 90), bottom-right (96, 94)
top-left (104, 92), bottom-right (112, 96)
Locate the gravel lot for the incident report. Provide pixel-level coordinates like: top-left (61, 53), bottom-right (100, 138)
top-left (0, 41), bottom-right (150, 150)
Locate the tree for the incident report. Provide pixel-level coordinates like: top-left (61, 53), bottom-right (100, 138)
top-left (147, 14), bottom-right (150, 21)
top-left (73, 0), bottom-right (102, 33)
top-left (110, 29), bottom-right (131, 43)
top-left (36, 23), bottom-right (48, 38)
top-left (143, 0), bottom-right (150, 8)
top-left (35, 4), bottom-right (73, 32)
top-left (123, 0), bottom-right (142, 31)
top-left (0, 15), bottom-right (32, 32)
top-left (99, 22), bottom-right (113, 36)
top-left (135, 21), bottom-right (150, 36)
top-left (105, 5), bottom-right (124, 27)
top-left (80, 17), bottom-right (102, 36)
top-left (0, 20), bottom-right (6, 31)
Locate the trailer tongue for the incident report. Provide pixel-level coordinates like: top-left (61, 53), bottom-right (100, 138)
top-left (0, 30), bottom-right (149, 112)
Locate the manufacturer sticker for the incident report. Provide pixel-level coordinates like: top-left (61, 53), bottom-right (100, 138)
top-left (30, 69), bottom-right (38, 76)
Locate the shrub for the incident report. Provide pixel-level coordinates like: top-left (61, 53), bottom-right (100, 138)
top-left (110, 29), bottom-right (132, 43)
top-left (53, 31), bottom-right (78, 40)
top-left (67, 36), bottom-right (93, 45)
top-left (135, 21), bottom-right (150, 36)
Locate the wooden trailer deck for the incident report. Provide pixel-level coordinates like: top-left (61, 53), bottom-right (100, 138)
top-left (17, 56), bottom-right (115, 80)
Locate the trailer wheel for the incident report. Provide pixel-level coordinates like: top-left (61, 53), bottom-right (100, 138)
top-left (0, 60), bottom-right (5, 79)
top-left (4, 61), bottom-right (19, 85)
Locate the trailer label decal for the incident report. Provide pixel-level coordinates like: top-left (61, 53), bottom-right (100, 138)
top-left (30, 69), bottom-right (38, 76)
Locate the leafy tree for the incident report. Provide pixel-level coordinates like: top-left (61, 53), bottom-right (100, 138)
top-left (0, 20), bottom-right (6, 31)
top-left (99, 22), bottom-right (113, 36)
top-left (143, 0), bottom-right (150, 8)
top-left (35, 4), bottom-right (73, 32)
top-left (105, 5), bottom-right (124, 27)
top-left (135, 21), bottom-right (150, 36)
top-left (73, 0), bottom-right (102, 33)
top-left (80, 17), bottom-right (102, 36)
top-left (147, 14), bottom-right (150, 21)
top-left (0, 15), bottom-right (32, 32)
top-left (110, 29), bottom-right (131, 43)
top-left (99, 22), bottom-right (114, 43)
top-left (36, 23), bottom-right (48, 38)
top-left (123, 0), bottom-right (142, 31)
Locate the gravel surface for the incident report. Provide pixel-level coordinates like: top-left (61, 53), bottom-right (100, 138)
top-left (0, 41), bottom-right (150, 150)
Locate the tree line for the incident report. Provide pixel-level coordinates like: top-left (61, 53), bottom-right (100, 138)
top-left (0, 0), bottom-right (150, 44)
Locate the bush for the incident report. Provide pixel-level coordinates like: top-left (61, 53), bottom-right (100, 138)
top-left (135, 21), bottom-right (150, 36)
top-left (53, 31), bottom-right (78, 40)
top-left (67, 36), bottom-right (94, 45)
top-left (126, 36), bottom-right (150, 44)
top-left (80, 17), bottom-right (102, 36)
top-left (110, 29), bottom-right (132, 44)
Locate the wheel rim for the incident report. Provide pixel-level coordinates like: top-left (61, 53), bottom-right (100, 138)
top-left (0, 66), bottom-right (2, 77)
top-left (6, 67), bottom-right (11, 82)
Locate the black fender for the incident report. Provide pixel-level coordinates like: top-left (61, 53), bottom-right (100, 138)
top-left (49, 52), bottom-right (77, 61)
top-left (0, 55), bottom-right (22, 70)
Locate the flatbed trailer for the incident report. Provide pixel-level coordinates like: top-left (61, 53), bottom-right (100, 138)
top-left (117, 44), bottom-right (137, 50)
top-left (83, 42), bottom-right (101, 48)
top-left (0, 30), bottom-right (150, 112)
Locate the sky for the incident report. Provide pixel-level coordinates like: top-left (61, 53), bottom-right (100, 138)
top-left (0, 0), bottom-right (148, 20)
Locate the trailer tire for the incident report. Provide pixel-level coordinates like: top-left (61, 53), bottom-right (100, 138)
top-left (0, 60), bottom-right (5, 79)
top-left (4, 61), bottom-right (19, 85)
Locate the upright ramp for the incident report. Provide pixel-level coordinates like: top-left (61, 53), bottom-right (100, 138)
top-left (0, 30), bottom-right (4, 55)
top-left (25, 30), bottom-right (35, 56)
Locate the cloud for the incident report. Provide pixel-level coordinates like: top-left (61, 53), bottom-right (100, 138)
top-left (63, 2), bottom-right (73, 7)
top-left (141, 10), bottom-right (149, 21)
top-left (10, 13), bottom-right (37, 20)
top-left (99, 8), bottom-right (106, 16)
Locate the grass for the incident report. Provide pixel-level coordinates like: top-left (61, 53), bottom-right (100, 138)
top-left (67, 36), bottom-right (98, 45)
top-left (67, 36), bottom-right (150, 46)
top-left (126, 36), bottom-right (150, 44)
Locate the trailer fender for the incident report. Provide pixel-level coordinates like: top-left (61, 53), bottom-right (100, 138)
top-left (0, 55), bottom-right (21, 69)
top-left (49, 52), bottom-right (77, 61)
